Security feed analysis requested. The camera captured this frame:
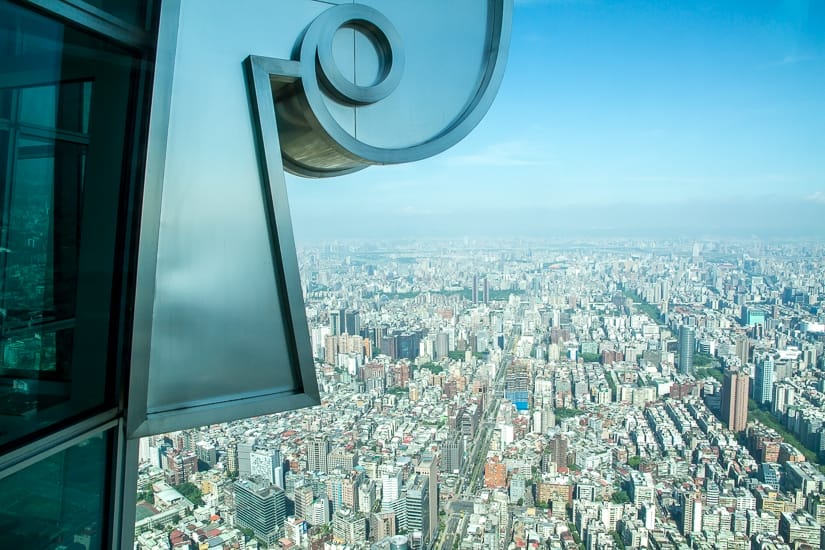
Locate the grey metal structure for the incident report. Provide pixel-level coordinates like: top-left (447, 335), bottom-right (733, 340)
top-left (128, 0), bottom-right (512, 437)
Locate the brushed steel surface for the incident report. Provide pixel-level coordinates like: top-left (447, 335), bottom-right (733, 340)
top-left (130, 0), bottom-right (511, 436)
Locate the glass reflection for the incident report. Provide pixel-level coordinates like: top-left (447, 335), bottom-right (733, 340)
top-left (0, 0), bottom-right (137, 450)
top-left (0, 430), bottom-right (110, 548)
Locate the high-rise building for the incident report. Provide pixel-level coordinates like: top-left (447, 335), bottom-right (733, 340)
top-left (295, 484), bottom-right (315, 523)
top-left (483, 277), bottom-right (490, 304)
top-left (250, 449), bottom-right (282, 486)
top-left (678, 325), bottom-right (695, 375)
top-left (680, 492), bottom-right (703, 535)
top-left (772, 381), bottom-right (796, 416)
top-left (235, 478), bottom-right (287, 546)
top-left (779, 511), bottom-right (821, 549)
top-left (754, 355), bottom-right (775, 406)
top-left (549, 433), bottom-right (568, 469)
top-left (442, 432), bottom-right (464, 474)
top-left (196, 441), bottom-right (217, 467)
top-left (309, 498), bottom-right (331, 527)
top-left (165, 450), bottom-right (198, 486)
top-left (371, 511), bottom-right (398, 540)
top-left (328, 447), bottom-right (357, 472)
top-left (472, 274), bottom-right (479, 304)
top-left (381, 466), bottom-right (403, 503)
top-left (237, 439), bottom-right (255, 478)
top-left (630, 472), bottom-right (655, 506)
top-left (329, 310), bottom-right (341, 336)
top-left (405, 475), bottom-right (430, 550)
top-left (735, 335), bottom-right (750, 365)
top-left (435, 332), bottom-right (450, 360)
top-left (721, 369), bottom-right (750, 432)
top-left (415, 455), bottom-right (439, 544)
top-left (344, 310), bottom-right (361, 336)
top-left (505, 361), bottom-right (530, 411)
top-left (307, 435), bottom-right (331, 473)
top-left (332, 507), bottom-right (367, 546)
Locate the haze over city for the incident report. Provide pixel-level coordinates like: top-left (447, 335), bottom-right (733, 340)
top-left (287, 0), bottom-right (825, 241)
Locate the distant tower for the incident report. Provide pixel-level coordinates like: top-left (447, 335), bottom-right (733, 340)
top-left (754, 355), bottom-right (775, 406)
top-left (678, 325), bottom-right (696, 375)
top-left (721, 369), bottom-right (749, 432)
top-left (329, 310), bottom-right (341, 336)
top-left (483, 277), bottom-right (489, 304)
top-left (735, 334), bottom-right (750, 365)
top-left (472, 274), bottom-right (479, 304)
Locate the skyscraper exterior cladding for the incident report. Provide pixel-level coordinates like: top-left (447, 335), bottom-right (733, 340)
top-left (0, 0), bottom-right (511, 547)
top-left (678, 325), bottom-right (696, 375)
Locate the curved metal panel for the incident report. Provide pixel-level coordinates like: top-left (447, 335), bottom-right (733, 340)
top-left (128, 0), bottom-right (511, 437)
top-left (277, 0), bottom-right (513, 177)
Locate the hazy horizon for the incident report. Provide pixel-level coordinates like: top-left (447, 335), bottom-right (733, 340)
top-left (287, 0), bottom-right (825, 242)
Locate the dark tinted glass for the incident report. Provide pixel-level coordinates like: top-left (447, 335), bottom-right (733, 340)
top-left (0, 0), bottom-right (140, 450)
top-left (0, 430), bottom-right (111, 548)
top-left (82, 0), bottom-right (150, 29)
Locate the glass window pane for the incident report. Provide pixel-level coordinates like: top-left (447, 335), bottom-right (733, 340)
top-left (0, 430), bottom-right (111, 548)
top-left (0, 0), bottom-right (142, 451)
top-left (81, 0), bottom-right (149, 30)
top-left (18, 82), bottom-right (93, 133)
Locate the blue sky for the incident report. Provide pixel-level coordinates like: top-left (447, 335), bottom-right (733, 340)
top-left (287, 0), bottom-right (825, 240)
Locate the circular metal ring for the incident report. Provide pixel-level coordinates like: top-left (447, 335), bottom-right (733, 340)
top-left (291, 0), bottom-right (512, 172)
top-left (305, 5), bottom-right (404, 105)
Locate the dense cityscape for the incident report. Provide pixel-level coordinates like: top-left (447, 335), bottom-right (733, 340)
top-left (134, 238), bottom-right (825, 550)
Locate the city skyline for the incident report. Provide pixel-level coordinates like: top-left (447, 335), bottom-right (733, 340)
top-left (133, 237), bottom-right (825, 549)
top-left (287, 0), bottom-right (825, 240)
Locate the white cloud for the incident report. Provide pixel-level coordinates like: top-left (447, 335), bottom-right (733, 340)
top-left (805, 191), bottom-right (825, 204)
top-left (764, 54), bottom-right (816, 68)
top-left (446, 140), bottom-right (547, 167)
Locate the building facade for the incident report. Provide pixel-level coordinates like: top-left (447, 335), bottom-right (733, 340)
top-left (678, 325), bottom-right (695, 375)
top-left (721, 369), bottom-right (750, 432)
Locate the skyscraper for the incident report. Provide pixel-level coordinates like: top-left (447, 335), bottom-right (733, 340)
top-left (415, 455), bottom-right (439, 544)
top-left (294, 484), bottom-right (315, 523)
top-left (472, 274), bottom-right (479, 304)
top-left (237, 439), bottom-right (255, 478)
top-left (721, 369), bottom-right (749, 432)
top-left (234, 478), bottom-right (287, 546)
top-left (735, 334), bottom-right (750, 365)
top-left (307, 435), bottom-right (331, 473)
top-left (505, 361), bottom-right (530, 411)
top-left (680, 492), bottom-right (703, 535)
top-left (344, 310), bottom-right (360, 335)
top-left (678, 325), bottom-right (696, 375)
top-left (754, 355), bottom-right (775, 406)
top-left (549, 433), bottom-right (568, 469)
top-left (405, 474), bottom-right (430, 550)
top-left (329, 310), bottom-right (341, 336)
